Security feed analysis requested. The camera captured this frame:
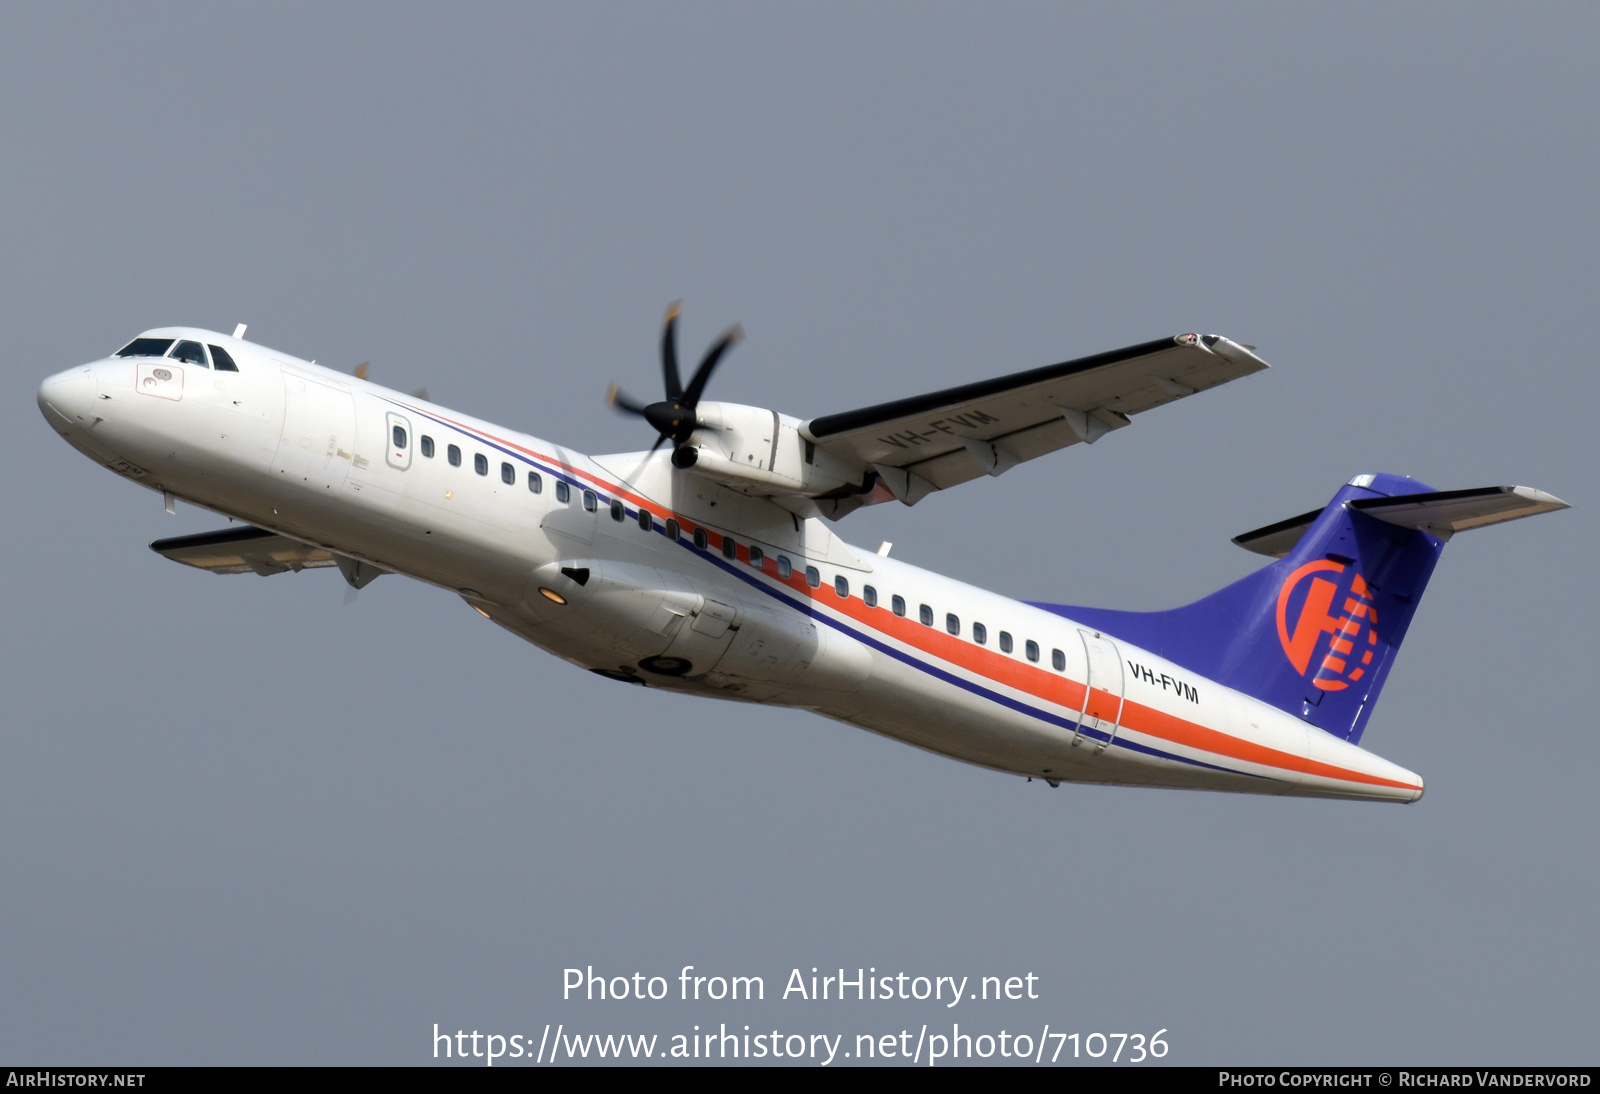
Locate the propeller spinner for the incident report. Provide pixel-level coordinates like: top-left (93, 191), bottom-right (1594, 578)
top-left (608, 302), bottom-right (742, 465)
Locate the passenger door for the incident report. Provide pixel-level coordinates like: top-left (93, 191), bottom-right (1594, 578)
top-left (1075, 629), bottom-right (1126, 752)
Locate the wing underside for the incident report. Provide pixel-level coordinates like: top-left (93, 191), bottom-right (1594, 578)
top-left (801, 334), bottom-right (1268, 508)
top-left (150, 526), bottom-right (338, 575)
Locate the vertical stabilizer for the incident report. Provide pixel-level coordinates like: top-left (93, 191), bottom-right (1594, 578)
top-left (1039, 474), bottom-right (1456, 744)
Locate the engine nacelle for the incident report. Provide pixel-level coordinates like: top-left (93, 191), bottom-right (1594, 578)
top-left (676, 401), bottom-right (858, 498)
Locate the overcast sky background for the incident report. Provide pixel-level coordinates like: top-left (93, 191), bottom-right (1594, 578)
top-left (2, 3), bottom-right (1595, 1066)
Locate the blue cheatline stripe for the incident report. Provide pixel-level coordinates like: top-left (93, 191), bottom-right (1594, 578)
top-left (391, 401), bottom-right (1270, 782)
top-left (689, 546), bottom-right (1265, 781)
top-left (397, 403), bottom-right (601, 497)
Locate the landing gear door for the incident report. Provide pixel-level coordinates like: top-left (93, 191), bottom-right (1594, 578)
top-left (657, 597), bottom-right (741, 677)
top-left (1075, 630), bottom-right (1126, 752)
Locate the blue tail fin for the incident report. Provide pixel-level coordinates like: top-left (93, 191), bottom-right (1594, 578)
top-left (1037, 473), bottom-right (1450, 744)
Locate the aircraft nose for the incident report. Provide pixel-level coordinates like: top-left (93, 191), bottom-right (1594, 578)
top-left (38, 367), bottom-right (96, 433)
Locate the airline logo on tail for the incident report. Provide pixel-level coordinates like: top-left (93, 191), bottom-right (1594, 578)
top-left (1276, 560), bottom-right (1379, 692)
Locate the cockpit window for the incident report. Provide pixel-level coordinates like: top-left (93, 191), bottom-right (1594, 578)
top-left (208, 345), bottom-right (239, 372)
top-left (116, 338), bottom-right (174, 358)
top-left (170, 341), bottom-right (210, 367)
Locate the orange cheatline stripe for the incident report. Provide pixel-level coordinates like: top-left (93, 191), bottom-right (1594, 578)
top-left (1119, 699), bottom-right (1417, 791)
top-left (423, 410), bottom-right (1418, 791)
top-left (810, 575), bottom-right (1415, 790)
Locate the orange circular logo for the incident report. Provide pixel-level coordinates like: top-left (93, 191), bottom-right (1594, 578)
top-left (1275, 560), bottom-right (1380, 692)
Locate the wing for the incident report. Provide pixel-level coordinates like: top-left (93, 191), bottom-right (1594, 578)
top-left (150, 526), bottom-right (338, 575)
top-left (800, 334), bottom-right (1267, 510)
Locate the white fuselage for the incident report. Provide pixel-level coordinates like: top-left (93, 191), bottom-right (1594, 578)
top-left (39, 328), bottom-right (1425, 802)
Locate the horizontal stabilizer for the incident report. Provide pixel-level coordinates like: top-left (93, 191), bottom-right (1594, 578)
top-left (150, 526), bottom-right (338, 576)
top-left (1231, 507), bottom-right (1323, 558)
top-left (1350, 485), bottom-right (1569, 537)
top-left (1234, 484), bottom-right (1568, 557)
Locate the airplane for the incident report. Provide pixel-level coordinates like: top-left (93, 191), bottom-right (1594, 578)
top-left (37, 312), bottom-right (1568, 802)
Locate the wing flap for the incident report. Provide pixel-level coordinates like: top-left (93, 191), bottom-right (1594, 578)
top-left (150, 526), bottom-right (338, 575)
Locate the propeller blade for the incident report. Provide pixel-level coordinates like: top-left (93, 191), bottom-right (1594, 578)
top-left (410, 386), bottom-right (430, 401)
top-left (607, 383), bottom-right (652, 417)
top-left (660, 301), bottom-right (683, 401)
top-left (353, 361), bottom-right (370, 380)
top-left (682, 323), bottom-right (743, 408)
top-left (612, 304), bottom-right (741, 458)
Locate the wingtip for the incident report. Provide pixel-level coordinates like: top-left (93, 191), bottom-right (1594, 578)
top-left (1511, 485), bottom-right (1572, 512)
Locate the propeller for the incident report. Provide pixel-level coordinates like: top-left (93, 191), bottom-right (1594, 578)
top-left (608, 302), bottom-right (742, 462)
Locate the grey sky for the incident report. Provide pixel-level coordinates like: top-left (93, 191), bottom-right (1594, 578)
top-left (2, 3), bottom-right (1595, 1064)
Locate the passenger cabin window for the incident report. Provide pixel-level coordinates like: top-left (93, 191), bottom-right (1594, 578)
top-left (527, 470), bottom-right (541, 492)
top-left (999, 631), bottom-right (1013, 654)
top-left (693, 528), bottom-right (708, 550)
top-left (448, 444), bottom-right (462, 467)
top-left (392, 424), bottom-right (407, 449)
top-left (116, 338), bottom-right (174, 358)
top-left (582, 490), bottom-right (597, 512)
top-left (421, 436), bottom-right (435, 458)
top-left (835, 575), bottom-right (849, 598)
top-left (170, 340), bottom-right (209, 367)
top-left (777, 555), bottom-right (792, 579)
top-left (864, 585), bottom-right (878, 608)
top-left (638, 509), bottom-right (653, 532)
top-left (972, 622), bottom-right (987, 645)
top-left (1052, 648), bottom-right (1066, 671)
top-left (892, 595), bottom-right (906, 617)
top-left (1025, 639), bottom-right (1040, 663)
top-left (555, 481), bottom-right (570, 503)
top-left (501, 462), bottom-right (514, 485)
top-left (748, 545), bottom-right (763, 567)
top-left (919, 604), bottom-right (933, 626)
top-left (474, 453), bottom-right (488, 476)
top-left (610, 499), bottom-right (625, 522)
top-left (722, 536), bottom-right (737, 560)
top-left (946, 613), bottom-right (960, 636)
top-left (805, 566), bottom-right (821, 588)
top-left (665, 519), bottom-right (680, 541)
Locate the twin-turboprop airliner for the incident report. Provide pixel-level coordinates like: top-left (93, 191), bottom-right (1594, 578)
top-left (38, 311), bottom-right (1568, 802)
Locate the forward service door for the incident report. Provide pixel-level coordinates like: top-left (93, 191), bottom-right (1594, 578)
top-left (272, 373), bottom-right (357, 493)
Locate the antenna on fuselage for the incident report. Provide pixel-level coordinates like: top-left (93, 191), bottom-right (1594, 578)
top-left (232, 323), bottom-right (248, 340)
